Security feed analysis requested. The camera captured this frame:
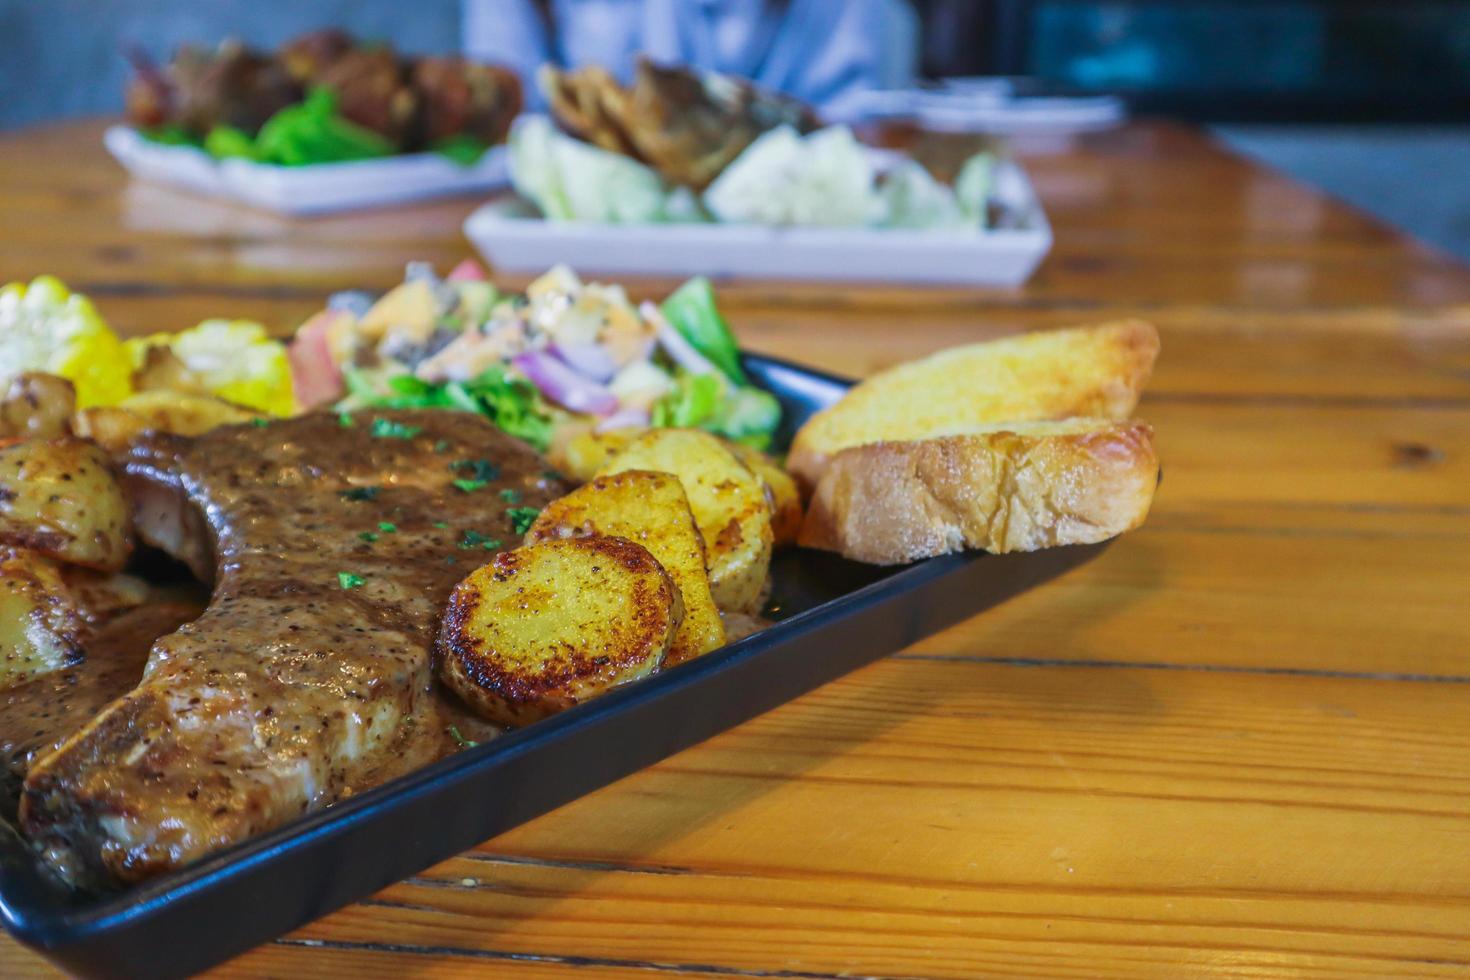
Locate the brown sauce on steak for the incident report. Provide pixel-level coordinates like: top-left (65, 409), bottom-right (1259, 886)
top-left (19, 410), bottom-right (565, 886)
top-left (1, 601), bottom-right (204, 784)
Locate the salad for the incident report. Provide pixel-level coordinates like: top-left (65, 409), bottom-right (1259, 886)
top-left (1, 267), bottom-right (781, 456)
top-left (290, 262), bottom-right (782, 452)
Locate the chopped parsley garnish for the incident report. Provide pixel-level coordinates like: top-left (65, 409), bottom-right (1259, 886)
top-left (357, 531), bottom-right (378, 543)
top-left (338, 571), bottom-right (365, 589)
top-left (499, 488), bottom-right (522, 503)
top-left (338, 411), bottom-right (355, 427)
top-left (433, 521), bottom-right (449, 529)
top-left (378, 521), bottom-right (397, 533)
top-left (452, 478), bottom-right (488, 493)
top-left (250, 418), bottom-right (270, 428)
top-left (451, 458), bottom-right (501, 482)
top-left (541, 469), bottom-right (565, 482)
top-left (448, 725), bottom-right (478, 748)
top-left (371, 417), bottom-right (422, 440)
top-left (340, 486), bottom-right (381, 502)
top-left (433, 439), bottom-right (451, 453)
top-left (458, 530), bottom-right (503, 551)
top-left (507, 506), bottom-right (541, 535)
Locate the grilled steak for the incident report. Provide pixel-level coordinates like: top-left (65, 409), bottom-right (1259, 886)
top-left (20, 410), bottom-right (564, 885)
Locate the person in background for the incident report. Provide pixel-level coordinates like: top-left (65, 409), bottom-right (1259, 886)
top-left (463, 0), bottom-right (917, 119)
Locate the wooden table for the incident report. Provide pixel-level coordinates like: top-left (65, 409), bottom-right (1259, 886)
top-left (4, 120), bottom-right (1470, 978)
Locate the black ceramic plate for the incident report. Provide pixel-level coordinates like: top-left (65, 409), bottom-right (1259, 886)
top-left (0, 354), bottom-right (1109, 978)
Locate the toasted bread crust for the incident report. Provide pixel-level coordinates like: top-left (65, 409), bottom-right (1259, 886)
top-left (788, 321), bottom-right (1160, 491)
top-left (798, 421), bottom-right (1159, 565)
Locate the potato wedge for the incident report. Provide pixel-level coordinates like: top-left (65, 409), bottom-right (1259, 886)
top-left (73, 390), bottom-right (259, 453)
top-left (0, 437), bottom-right (131, 570)
top-left (727, 444), bottom-right (802, 547)
top-left (438, 535), bottom-right (683, 727)
top-left (597, 428), bottom-right (773, 614)
top-left (0, 548), bottom-right (87, 689)
top-left (0, 373), bottom-right (76, 441)
top-left (527, 470), bottom-right (725, 667)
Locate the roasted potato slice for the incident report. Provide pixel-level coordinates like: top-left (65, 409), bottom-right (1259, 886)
top-left (527, 470), bottom-right (725, 667)
top-left (438, 535), bottom-right (683, 727)
top-left (548, 427), bottom-right (640, 484)
top-left (73, 390), bottom-right (259, 453)
top-left (0, 548), bottom-right (87, 689)
top-left (0, 437), bottom-right (131, 571)
top-left (728, 443), bottom-right (802, 547)
top-left (0, 373), bottom-right (76, 441)
top-left (559, 429), bottom-right (801, 547)
top-left (59, 568), bottom-right (151, 624)
top-left (597, 428), bottom-right (773, 614)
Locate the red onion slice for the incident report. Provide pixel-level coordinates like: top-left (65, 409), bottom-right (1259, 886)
top-left (551, 341), bottom-right (619, 382)
top-left (595, 407), bottom-right (651, 433)
top-left (512, 350), bottom-right (619, 416)
top-left (640, 301), bottom-right (718, 376)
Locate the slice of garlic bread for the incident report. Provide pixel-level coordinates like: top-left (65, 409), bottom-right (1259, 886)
top-left (798, 419), bottom-right (1158, 565)
top-left (787, 321), bottom-right (1160, 490)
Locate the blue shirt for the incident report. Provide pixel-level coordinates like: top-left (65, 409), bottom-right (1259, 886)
top-left (463, 0), bottom-right (916, 118)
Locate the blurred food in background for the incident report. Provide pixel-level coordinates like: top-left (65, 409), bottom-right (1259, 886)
top-left (542, 58), bottom-right (819, 190)
top-left (124, 29), bottom-right (521, 166)
top-left (514, 57), bottom-right (1007, 231)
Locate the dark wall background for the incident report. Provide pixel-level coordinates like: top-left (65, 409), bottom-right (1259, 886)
top-left (0, 0), bottom-right (460, 130)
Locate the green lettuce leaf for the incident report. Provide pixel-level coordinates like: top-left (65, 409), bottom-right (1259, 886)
top-left (339, 364), bottom-right (554, 451)
top-left (255, 88), bottom-right (394, 166)
top-left (651, 371), bottom-right (781, 450)
top-left (659, 276), bottom-right (746, 384)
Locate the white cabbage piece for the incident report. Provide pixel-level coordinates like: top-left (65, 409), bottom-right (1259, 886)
top-left (954, 152), bottom-right (996, 229)
top-left (509, 116), bottom-right (668, 224)
top-left (879, 160), bottom-right (968, 230)
top-left (704, 125), bottom-right (878, 228)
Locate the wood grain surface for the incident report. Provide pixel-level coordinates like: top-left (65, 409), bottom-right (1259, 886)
top-left (2, 119), bottom-right (1470, 978)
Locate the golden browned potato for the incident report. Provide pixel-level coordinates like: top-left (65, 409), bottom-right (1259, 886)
top-left (0, 373), bottom-right (76, 441)
top-left (0, 437), bottom-right (131, 571)
top-left (58, 568), bottom-right (151, 624)
top-left (527, 470), bottom-right (725, 667)
top-left (556, 429), bottom-right (800, 547)
top-left (73, 390), bottom-right (259, 453)
top-left (0, 548), bottom-right (87, 689)
top-left (597, 428), bottom-right (773, 614)
top-left (131, 346), bottom-right (209, 396)
top-left (728, 443), bottom-right (802, 547)
top-left (438, 535), bottom-right (683, 727)
top-left (548, 427), bottom-right (641, 484)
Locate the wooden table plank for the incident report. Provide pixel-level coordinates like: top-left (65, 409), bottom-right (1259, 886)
top-left (1, 118), bottom-right (1469, 979)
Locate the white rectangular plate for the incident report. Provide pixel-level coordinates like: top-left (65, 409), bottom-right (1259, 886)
top-left (104, 126), bottom-right (509, 217)
top-left (463, 158), bottom-right (1052, 286)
